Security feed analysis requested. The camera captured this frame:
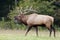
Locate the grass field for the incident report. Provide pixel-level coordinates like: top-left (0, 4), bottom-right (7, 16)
top-left (0, 30), bottom-right (60, 40)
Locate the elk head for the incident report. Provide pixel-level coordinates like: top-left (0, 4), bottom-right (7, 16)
top-left (14, 6), bottom-right (37, 24)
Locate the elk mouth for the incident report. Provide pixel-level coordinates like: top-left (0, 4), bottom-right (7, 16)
top-left (14, 16), bottom-right (21, 24)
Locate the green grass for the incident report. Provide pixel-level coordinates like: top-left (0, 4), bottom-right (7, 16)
top-left (0, 30), bottom-right (60, 40)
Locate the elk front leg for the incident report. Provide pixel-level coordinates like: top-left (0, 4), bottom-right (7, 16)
top-left (25, 26), bottom-right (32, 36)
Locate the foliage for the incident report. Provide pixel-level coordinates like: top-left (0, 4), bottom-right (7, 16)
top-left (0, 0), bottom-right (60, 30)
top-left (18, 0), bottom-right (56, 15)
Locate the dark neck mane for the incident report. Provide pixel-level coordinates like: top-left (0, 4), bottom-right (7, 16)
top-left (21, 15), bottom-right (28, 25)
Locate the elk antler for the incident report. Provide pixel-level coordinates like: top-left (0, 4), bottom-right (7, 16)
top-left (19, 5), bottom-right (38, 15)
top-left (19, 7), bottom-right (23, 14)
top-left (23, 6), bottom-right (38, 14)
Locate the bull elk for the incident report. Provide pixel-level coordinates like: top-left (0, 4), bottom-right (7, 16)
top-left (14, 13), bottom-right (55, 37)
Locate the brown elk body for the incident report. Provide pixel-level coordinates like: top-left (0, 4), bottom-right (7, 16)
top-left (14, 13), bottom-right (55, 37)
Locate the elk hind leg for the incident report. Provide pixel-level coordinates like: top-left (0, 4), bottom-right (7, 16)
top-left (46, 25), bottom-right (52, 37)
top-left (34, 26), bottom-right (38, 36)
top-left (51, 25), bottom-right (55, 37)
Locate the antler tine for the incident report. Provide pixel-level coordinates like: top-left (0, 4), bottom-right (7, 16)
top-left (23, 6), bottom-right (28, 12)
top-left (29, 5), bottom-right (33, 10)
top-left (23, 6), bottom-right (29, 14)
top-left (24, 6), bottom-right (32, 13)
top-left (19, 7), bottom-right (23, 14)
top-left (28, 6), bottom-right (38, 13)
